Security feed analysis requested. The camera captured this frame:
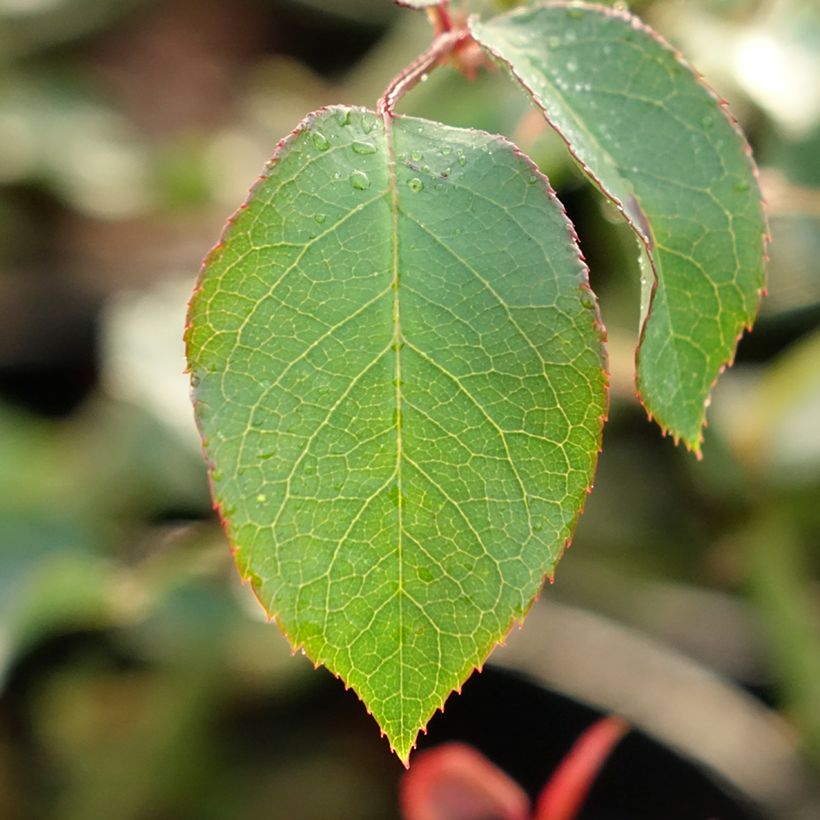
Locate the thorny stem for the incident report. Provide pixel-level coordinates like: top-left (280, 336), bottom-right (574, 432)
top-left (377, 27), bottom-right (469, 118)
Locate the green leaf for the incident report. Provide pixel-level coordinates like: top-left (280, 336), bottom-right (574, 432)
top-left (186, 106), bottom-right (607, 761)
top-left (471, 2), bottom-right (767, 450)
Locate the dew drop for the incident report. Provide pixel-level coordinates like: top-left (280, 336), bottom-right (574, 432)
top-left (313, 212), bottom-right (327, 224)
top-left (312, 131), bottom-right (330, 151)
top-left (527, 174), bottom-right (538, 185)
top-left (407, 177), bottom-right (423, 192)
top-left (411, 150), bottom-right (423, 162)
top-left (441, 146), bottom-right (452, 156)
top-left (352, 140), bottom-right (377, 155)
top-left (350, 170), bottom-right (371, 190)
top-left (735, 179), bottom-right (750, 192)
top-left (434, 182), bottom-right (443, 191)
top-left (211, 469), bottom-right (223, 481)
top-left (256, 493), bottom-right (267, 504)
top-left (457, 155), bottom-right (467, 166)
top-left (580, 291), bottom-right (596, 310)
top-left (335, 109), bottom-right (351, 126)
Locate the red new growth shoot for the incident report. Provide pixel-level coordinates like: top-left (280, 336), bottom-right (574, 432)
top-left (535, 716), bottom-right (629, 820)
top-left (400, 742), bottom-right (530, 820)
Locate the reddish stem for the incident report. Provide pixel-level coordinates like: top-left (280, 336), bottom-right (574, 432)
top-left (377, 28), bottom-right (468, 118)
top-left (427, 1), bottom-right (453, 34)
top-left (535, 716), bottom-right (629, 820)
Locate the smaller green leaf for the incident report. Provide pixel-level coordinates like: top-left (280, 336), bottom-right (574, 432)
top-left (471, 2), bottom-right (767, 451)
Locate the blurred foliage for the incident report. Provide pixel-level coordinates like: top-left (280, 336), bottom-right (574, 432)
top-left (0, 0), bottom-right (818, 817)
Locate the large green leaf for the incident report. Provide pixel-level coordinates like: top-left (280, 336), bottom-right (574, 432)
top-left (186, 106), bottom-right (607, 761)
top-left (471, 2), bottom-right (767, 450)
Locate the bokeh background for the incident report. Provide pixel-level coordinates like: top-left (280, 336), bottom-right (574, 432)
top-left (0, 0), bottom-right (818, 817)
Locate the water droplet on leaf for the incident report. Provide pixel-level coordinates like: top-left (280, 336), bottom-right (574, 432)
top-left (313, 213), bottom-right (327, 224)
top-left (352, 141), bottom-right (376, 155)
top-left (580, 291), bottom-right (596, 310)
top-left (350, 171), bottom-right (370, 190)
top-left (312, 131), bottom-right (330, 151)
top-left (407, 178), bottom-right (423, 192)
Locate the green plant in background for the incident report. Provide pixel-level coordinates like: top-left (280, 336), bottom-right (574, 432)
top-left (184, 0), bottom-right (766, 762)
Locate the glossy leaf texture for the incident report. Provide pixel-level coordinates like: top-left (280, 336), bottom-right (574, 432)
top-left (471, 2), bottom-right (767, 450)
top-left (185, 106), bottom-right (607, 762)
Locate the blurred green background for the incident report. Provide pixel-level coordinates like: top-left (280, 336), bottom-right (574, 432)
top-left (0, 0), bottom-right (818, 818)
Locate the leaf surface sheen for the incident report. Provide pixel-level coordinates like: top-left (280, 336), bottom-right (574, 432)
top-left (471, 2), bottom-right (767, 449)
top-left (186, 106), bottom-right (607, 761)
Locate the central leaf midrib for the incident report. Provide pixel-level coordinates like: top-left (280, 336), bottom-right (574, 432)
top-left (383, 111), bottom-right (406, 738)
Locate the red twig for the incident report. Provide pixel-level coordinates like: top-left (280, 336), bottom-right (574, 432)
top-left (377, 28), bottom-right (468, 118)
top-left (535, 716), bottom-right (629, 820)
top-left (427, 1), bottom-right (453, 34)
